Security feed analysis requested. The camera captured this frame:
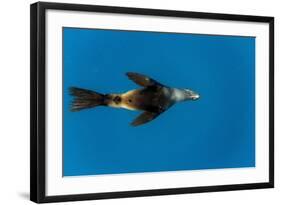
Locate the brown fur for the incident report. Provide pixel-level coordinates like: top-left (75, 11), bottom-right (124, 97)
top-left (104, 87), bottom-right (170, 113)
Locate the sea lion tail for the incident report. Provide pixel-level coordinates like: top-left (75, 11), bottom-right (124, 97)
top-left (69, 87), bottom-right (105, 111)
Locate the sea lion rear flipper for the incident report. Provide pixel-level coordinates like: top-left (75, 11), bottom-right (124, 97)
top-left (126, 72), bottom-right (162, 87)
top-left (131, 111), bottom-right (160, 126)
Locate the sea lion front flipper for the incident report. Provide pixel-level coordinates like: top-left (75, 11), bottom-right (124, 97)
top-left (126, 72), bottom-right (162, 87)
top-left (131, 111), bottom-right (160, 126)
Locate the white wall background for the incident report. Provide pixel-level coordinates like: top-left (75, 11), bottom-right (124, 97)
top-left (0, 0), bottom-right (279, 204)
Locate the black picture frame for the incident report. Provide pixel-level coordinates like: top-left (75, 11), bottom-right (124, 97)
top-left (30, 1), bottom-right (274, 203)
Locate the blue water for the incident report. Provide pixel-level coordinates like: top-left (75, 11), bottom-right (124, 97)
top-left (63, 27), bottom-right (255, 176)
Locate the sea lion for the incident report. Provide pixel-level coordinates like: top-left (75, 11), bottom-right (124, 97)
top-left (70, 72), bottom-right (199, 126)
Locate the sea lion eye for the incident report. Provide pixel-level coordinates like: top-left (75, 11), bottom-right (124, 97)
top-left (128, 99), bottom-right (132, 103)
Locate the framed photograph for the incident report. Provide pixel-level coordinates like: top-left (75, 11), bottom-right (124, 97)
top-left (30, 2), bottom-right (274, 203)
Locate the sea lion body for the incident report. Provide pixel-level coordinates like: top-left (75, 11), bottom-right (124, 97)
top-left (70, 72), bottom-right (199, 126)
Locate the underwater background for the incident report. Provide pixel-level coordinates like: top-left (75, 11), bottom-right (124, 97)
top-left (63, 27), bottom-right (255, 176)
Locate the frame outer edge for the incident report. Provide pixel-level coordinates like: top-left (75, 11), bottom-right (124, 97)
top-left (30, 2), bottom-right (39, 203)
top-left (30, 2), bottom-right (47, 203)
top-left (30, 1), bottom-right (274, 203)
top-left (269, 17), bottom-right (274, 187)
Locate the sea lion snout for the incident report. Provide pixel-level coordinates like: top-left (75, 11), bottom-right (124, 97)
top-left (184, 89), bottom-right (200, 100)
top-left (191, 93), bottom-right (200, 100)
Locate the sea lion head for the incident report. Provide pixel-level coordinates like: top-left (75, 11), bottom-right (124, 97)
top-left (170, 88), bottom-right (200, 102)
